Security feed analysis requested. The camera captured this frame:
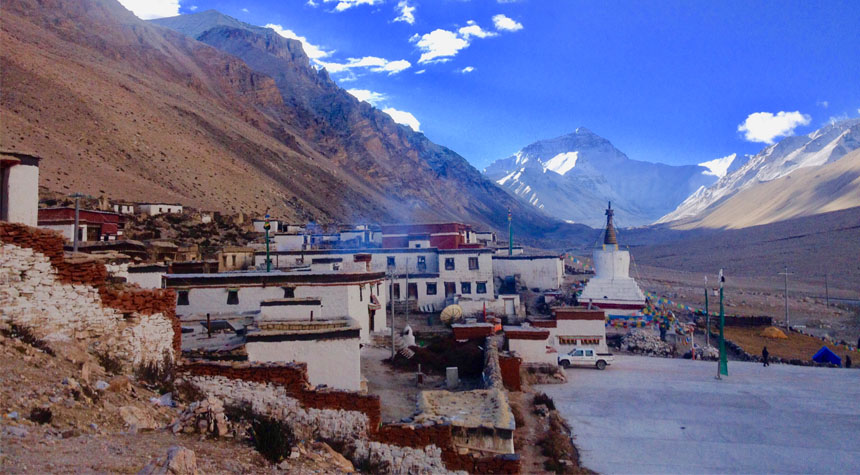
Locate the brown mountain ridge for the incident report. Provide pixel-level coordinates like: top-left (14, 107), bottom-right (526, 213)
top-left (1, 0), bottom-right (583, 242)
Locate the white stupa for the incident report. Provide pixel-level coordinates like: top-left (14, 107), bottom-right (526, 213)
top-left (579, 203), bottom-right (646, 315)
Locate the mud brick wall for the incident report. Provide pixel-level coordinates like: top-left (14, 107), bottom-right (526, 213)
top-left (498, 355), bottom-right (522, 391)
top-left (100, 287), bottom-right (180, 354)
top-left (297, 390), bottom-right (382, 430)
top-left (0, 222), bottom-right (108, 286)
top-left (443, 452), bottom-right (521, 474)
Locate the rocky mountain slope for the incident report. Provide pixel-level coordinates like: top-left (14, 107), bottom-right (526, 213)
top-left (668, 149), bottom-right (860, 229)
top-left (0, 0), bottom-right (575, 240)
top-left (484, 128), bottom-right (723, 227)
top-left (658, 119), bottom-right (860, 227)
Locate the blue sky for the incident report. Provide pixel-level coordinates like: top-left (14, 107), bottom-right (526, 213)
top-left (121, 0), bottom-right (860, 170)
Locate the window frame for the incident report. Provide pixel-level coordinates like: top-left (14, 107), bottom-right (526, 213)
top-left (177, 290), bottom-right (189, 306)
top-left (468, 257), bottom-right (479, 270)
top-left (226, 289), bottom-right (239, 305)
top-left (460, 282), bottom-right (471, 294)
top-left (476, 281), bottom-right (487, 294)
top-left (445, 258), bottom-right (455, 271)
top-left (426, 282), bottom-right (437, 295)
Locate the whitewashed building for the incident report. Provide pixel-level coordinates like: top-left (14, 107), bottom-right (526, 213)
top-left (504, 326), bottom-right (556, 365)
top-left (163, 270), bottom-right (387, 342)
top-left (138, 203), bottom-right (183, 216)
top-left (492, 254), bottom-right (564, 291)
top-left (112, 203), bottom-right (135, 214)
top-left (527, 307), bottom-right (608, 355)
top-left (1, 151), bottom-right (40, 227)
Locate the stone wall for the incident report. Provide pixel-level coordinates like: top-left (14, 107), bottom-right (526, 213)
top-left (181, 360), bottom-right (521, 473)
top-left (0, 223), bottom-right (180, 367)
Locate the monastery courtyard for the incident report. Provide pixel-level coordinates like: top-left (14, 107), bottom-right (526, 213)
top-left (540, 355), bottom-right (860, 474)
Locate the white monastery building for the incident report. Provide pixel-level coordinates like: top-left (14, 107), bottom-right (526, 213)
top-left (138, 203), bottom-right (183, 216)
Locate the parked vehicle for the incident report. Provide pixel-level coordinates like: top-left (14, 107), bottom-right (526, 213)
top-left (558, 347), bottom-right (614, 370)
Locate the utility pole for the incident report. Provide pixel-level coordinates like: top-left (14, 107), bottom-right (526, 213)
top-left (70, 192), bottom-right (84, 252)
top-left (778, 266), bottom-right (793, 328)
top-left (389, 267), bottom-right (395, 360)
top-left (704, 276), bottom-right (709, 347)
top-left (824, 273), bottom-right (830, 307)
top-left (405, 258), bottom-right (409, 325)
top-left (508, 208), bottom-right (513, 256)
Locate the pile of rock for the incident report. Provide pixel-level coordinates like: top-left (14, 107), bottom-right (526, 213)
top-left (699, 345), bottom-right (719, 360)
top-left (621, 330), bottom-right (673, 357)
top-left (169, 396), bottom-right (230, 437)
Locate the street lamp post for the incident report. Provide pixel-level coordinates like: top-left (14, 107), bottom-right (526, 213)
top-left (263, 213), bottom-right (271, 272)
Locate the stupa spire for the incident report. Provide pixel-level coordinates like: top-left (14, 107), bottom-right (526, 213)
top-left (604, 202), bottom-right (617, 246)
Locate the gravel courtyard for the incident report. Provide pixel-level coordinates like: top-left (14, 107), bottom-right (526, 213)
top-left (540, 355), bottom-right (860, 474)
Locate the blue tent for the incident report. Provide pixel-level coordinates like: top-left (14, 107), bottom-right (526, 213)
top-left (812, 346), bottom-right (842, 366)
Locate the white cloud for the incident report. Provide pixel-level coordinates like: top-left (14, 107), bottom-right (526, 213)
top-left (460, 66), bottom-right (475, 73)
top-left (189, 5), bottom-right (198, 11)
top-left (698, 153), bottom-right (736, 178)
top-left (459, 21), bottom-right (497, 40)
top-left (266, 24), bottom-right (333, 60)
top-left (318, 0), bottom-right (383, 12)
top-left (492, 14), bottom-right (523, 32)
top-left (117, 0), bottom-right (179, 19)
top-left (394, 1), bottom-right (415, 25)
top-left (816, 100), bottom-right (829, 108)
top-left (411, 29), bottom-right (470, 64)
top-left (415, 69), bottom-right (426, 74)
top-left (307, 0), bottom-right (319, 6)
top-left (318, 56), bottom-right (411, 75)
top-left (241, 8), bottom-right (249, 13)
top-left (347, 89), bottom-right (387, 105)
top-left (383, 107), bottom-right (421, 131)
top-left (737, 111), bottom-right (811, 144)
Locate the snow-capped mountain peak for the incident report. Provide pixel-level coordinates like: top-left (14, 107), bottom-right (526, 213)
top-left (657, 118), bottom-right (860, 225)
top-left (543, 151), bottom-right (579, 175)
top-left (484, 128), bottom-right (720, 227)
top-left (698, 153), bottom-right (736, 178)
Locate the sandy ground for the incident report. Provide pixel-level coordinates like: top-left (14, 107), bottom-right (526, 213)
top-left (540, 355), bottom-right (860, 474)
top-left (360, 346), bottom-right (444, 423)
top-left (565, 266), bottom-right (860, 343)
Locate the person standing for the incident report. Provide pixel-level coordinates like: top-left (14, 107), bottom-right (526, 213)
top-left (762, 346), bottom-right (770, 367)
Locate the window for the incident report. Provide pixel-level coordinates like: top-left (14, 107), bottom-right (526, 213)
top-left (445, 258), bottom-right (455, 270)
top-left (417, 256), bottom-right (426, 272)
top-left (227, 289), bottom-right (239, 305)
top-left (359, 284), bottom-right (364, 301)
top-left (177, 290), bottom-right (189, 306)
top-left (392, 283), bottom-right (401, 300)
top-left (283, 287), bottom-right (295, 298)
top-left (468, 257), bottom-right (479, 270)
top-left (585, 350), bottom-right (594, 356)
top-left (426, 282), bottom-right (437, 295)
top-left (573, 349), bottom-right (584, 357)
top-left (387, 256), bottom-right (395, 268)
top-left (476, 282), bottom-right (487, 294)
top-left (231, 255), bottom-right (236, 266)
top-left (444, 282), bottom-right (456, 297)
top-left (461, 282), bottom-right (471, 294)
top-left (408, 283), bottom-right (418, 300)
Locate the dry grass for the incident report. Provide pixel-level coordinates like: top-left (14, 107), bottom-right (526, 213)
top-left (723, 326), bottom-right (858, 361)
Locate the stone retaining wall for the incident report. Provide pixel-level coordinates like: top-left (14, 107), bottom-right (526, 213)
top-left (0, 223), bottom-right (180, 367)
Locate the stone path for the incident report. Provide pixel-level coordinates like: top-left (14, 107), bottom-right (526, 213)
top-left (540, 355), bottom-right (860, 474)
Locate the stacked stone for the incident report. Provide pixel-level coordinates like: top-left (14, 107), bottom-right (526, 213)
top-left (0, 243), bottom-right (175, 370)
top-left (170, 396), bottom-right (230, 437)
top-left (185, 375), bottom-right (370, 443)
top-left (621, 330), bottom-right (674, 357)
top-left (351, 439), bottom-right (455, 474)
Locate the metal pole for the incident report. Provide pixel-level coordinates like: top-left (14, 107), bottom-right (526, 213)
top-left (405, 258), bottom-right (409, 325)
top-left (264, 213), bottom-right (271, 272)
top-left (778, 266), bottom-right (792, 328)
top-left (73, 195), bottom-right (80, 252)
top-left (390, 269), bottom-right (395, 360)
top-left (717, 269), bottom-right (727, 378)
top-left (825, 273), bottom-right (829, 307)
top-left (508, 208), bottom-right (513, 256)
top-left (705, 276), bottom-right (709, 347)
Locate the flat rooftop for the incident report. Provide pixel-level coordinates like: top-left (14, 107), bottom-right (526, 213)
top-left (415, 388), bottom-right (514, 431)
